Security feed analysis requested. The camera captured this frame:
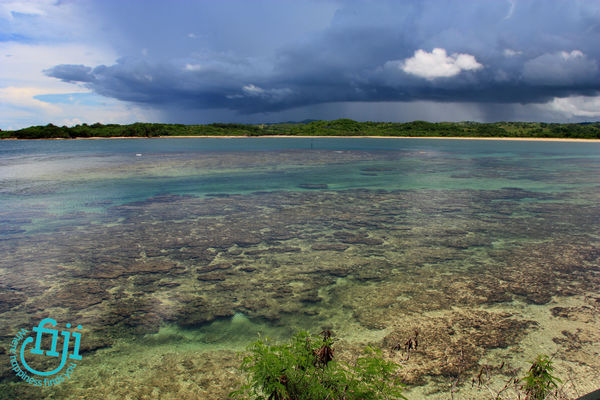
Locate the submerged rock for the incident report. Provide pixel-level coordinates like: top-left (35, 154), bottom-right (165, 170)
top-left (298, 183), bottom-right (328, 189)
top-left (175, 298), bottom-right (235, 328)
top-left (382, 310), bottom-right (537, 384)
top-left (311, 243), bottom-right (349, 251)
top-left (2, 185), bottom-right (600, 397)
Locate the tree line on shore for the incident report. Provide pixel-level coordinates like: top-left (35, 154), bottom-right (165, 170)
top-left (2, 119), bottom-right (600, 139)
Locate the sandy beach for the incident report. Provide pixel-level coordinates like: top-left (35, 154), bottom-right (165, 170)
top-left (5, 135), bottom-right (598, 142)
top-left (175, 135), bottom-right (600, 142)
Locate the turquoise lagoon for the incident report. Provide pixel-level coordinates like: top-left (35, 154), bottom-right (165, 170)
top-left (1, 138), bottom-right (599, 399)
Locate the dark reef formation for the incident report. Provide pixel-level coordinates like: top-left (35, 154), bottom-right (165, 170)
top-left (1, 186), bottom-right (599, 398)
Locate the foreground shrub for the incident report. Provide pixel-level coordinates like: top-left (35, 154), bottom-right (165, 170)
top-left (230, 330), bottom-right (406, 400)
top-left (522, 355), bottom-right (561, 400)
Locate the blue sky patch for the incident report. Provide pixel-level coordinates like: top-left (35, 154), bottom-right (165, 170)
top-left (34, 93), bottom-right (105, 106)
top-left (0, 33), bottom-right (32, 43)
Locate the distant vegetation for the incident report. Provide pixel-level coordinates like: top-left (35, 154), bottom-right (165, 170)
top-left (2, 119), bottom-right (600, 139)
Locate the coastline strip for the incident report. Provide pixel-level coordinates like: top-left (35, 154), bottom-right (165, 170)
top-left (3, 135), bottom-right (600, 142)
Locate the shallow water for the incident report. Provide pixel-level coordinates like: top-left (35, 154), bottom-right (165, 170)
top-left (1, 138), bottom-right (599, 399)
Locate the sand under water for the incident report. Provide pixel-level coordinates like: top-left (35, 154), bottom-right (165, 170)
top-left (0, 137), bottom-right (599, 399)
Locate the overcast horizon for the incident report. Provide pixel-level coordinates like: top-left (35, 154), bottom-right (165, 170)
top-left (2, 0), bottom-right (600, 130)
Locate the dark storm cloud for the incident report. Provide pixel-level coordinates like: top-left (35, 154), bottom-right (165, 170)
top-left (45, 0), bottom-right (600, 117)
top-left (44, 64), bottom-right (94, 83)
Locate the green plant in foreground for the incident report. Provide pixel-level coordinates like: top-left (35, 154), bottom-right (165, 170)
top-left (522, 355), bottom-right (561, 400)
top-left (230, 330), bottom-right (406, 400)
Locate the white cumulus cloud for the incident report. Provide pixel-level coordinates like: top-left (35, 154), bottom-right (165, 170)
top-left (400, 48), bottom-right (483, 80)
top-left (0, 86), bottom-right (61, 113)
top-left (503, 48), bottom-right (522, 57)
top-left (184, 63), bottom-right (205, 72)
top-left (242, 84), bottom-right (266, 96)
top-left (547, 95), bottom-right (600, 118)
top-left (0, 0), bottom-right (52, 19)
top-left (560, 50), bottom-right (584, 60)
top-left (239, 84), bottom-right (292, 102)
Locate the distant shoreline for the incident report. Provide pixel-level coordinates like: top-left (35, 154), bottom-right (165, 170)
top-left (3, 135), bottom-right (600, 142)
top-left (163, 135), bottom-right (600, 142)
top-left (3, 120), bottom-right (600, 140)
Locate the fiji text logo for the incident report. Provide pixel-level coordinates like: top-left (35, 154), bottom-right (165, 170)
top-left (8, 318), bottom-right (83, 386)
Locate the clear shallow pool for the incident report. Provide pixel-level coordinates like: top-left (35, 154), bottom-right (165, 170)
top-left (1, 138), bottom-right (599, 399)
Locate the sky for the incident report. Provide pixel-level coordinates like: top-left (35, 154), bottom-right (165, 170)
top-left (1, 0), bottom-right (600, 130)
